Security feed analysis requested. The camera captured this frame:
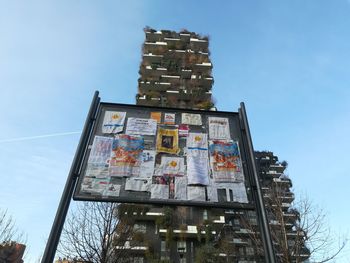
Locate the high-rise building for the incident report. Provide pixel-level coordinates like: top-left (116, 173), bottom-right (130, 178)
top-left (115, 27), bottom-right (310, 263)
top-left (136, 27), bottom-right (214, 110)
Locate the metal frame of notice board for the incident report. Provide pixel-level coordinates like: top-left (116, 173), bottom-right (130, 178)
top-left (42, 91), bottom-right (276, 263)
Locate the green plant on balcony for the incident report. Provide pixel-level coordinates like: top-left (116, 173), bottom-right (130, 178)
top-left (195, 101), bottom-right (214, 110)
top-left (155, 207), bottom-right (175, 247)
top-left (145, 91), bottom-right (160, 99)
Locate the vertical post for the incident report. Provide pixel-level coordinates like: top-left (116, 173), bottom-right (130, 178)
top-left (239, 102), bottom-right (276, 263)
top-left (41, 91), bottom-right (100, 263)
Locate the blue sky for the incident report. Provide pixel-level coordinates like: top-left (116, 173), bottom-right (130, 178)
top-left (1, 0), bottom-right (350, 261)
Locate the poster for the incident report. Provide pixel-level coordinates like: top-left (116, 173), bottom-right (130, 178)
top-left (181, 113), bottom-right (202, 125)
top-left (209, 140), bottom-right (244, 183)
top-left (174, 177), bottom-right (187, 200)
top-left (103, 183), bottom-right (121, 197)
top-left (84, 136), bottom-right (113, 178)
top-left (156, 127), bottom-right (179, 154)
top-left (83, 178), bottom-right (110, 194)
top-left (109, 135), bottom-right (144, 177)
top-left (139, 150), bottom-right (156, 178)
top-left (150, 112), bottom-right (162, 123)
top-left (187, 186), bottom-right (206, 201)
top-left (85, 164), bottom-right (109, 178)
top-left (125, 178), bottom-right (152, 192)
top-left (179, 124), bottom-right (189, 137)
top-left (88, 136), bottom-right (113, 164)
top-left (208, 117), bottom-right (231, 139)
top-left (215, 183), bottom-right (248, 203)
top-left (150, 184), bottom-right (169, 199)
top-left (207, 185), bottom-right (218, 202)
top-left (187, 157), bottom-right (209, 185)
top-left (102, 111), bottom-right (126, 134)
top-left (164, 113), bottom-right (175, 125)
top-left (155, 156), bottom-right (185, 176)
top-left (186, 133), bottom-right (208, 158)
top-left (126, 118), bottom-right (157, 135)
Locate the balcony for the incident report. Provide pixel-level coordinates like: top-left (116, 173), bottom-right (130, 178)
top-left (143, 53), bottom-right (163, 63)
top-left (145, 32), bottom-right (162, 42)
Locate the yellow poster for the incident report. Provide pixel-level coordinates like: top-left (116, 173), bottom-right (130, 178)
top-left (156, 127), bottom-right (179, 154)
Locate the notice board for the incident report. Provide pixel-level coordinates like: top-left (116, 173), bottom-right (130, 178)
top-left (74, 103), bottom-right (253, 208)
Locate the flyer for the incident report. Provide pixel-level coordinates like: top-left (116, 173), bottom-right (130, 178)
top-left (126, 118), bottom-right (157, 135)
top-left (102, 111), bottom-right (126, 134)
top-left (125, 178), bottom-right (152, 192)
top-left (85, 163), bottom-right (109, 178)
top-left (174, 177), bottom-right (187, 200)
top-left (156, 127), bottom-right (179, 154)
top-left (103, 183), bottom-right (121, 197)
top-left (181, 113), bottom-right (202, 125)
top-left (187, 186), bottom-right (206, 201)
top-left (156, 156), bottom-right (185, 176)
top-left (88, 136), bottom-right (113, 164)
top-left (208, 117), bottom-right (231, 139)
top-left (150, 184), bottom-right (169, 199)
top-left (178, 124), bottom-right (189, 137)
top-left (139, 150), bottom-right (156, 178)
top-left (206, 185), bottom-right (218, 202)
top-left (186, 133), bottom-right (208, 158)
top-left (150, 112), bottom-right (162, 123)
top-left (164, 113), bottom-right (176, 125)
top-left (209, 140), bottom-right (244, 183)
top-left (187, 157), bottom-right (209, 185)
top-left (215, 182), bottom-right (248, 203)
top-left (109, 135), bottom-right (144, 177)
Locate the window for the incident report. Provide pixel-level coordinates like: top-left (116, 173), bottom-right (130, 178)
top-left (177, 241), bottom-right (187, 253)
top-left (203, 209), bottom-right (208, 220)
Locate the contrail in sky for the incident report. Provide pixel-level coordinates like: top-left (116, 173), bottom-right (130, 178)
top-left (0, 131), bottom-right (81, 144)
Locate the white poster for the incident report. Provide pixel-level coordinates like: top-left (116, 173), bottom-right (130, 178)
top-left (181, 113), bottom-right (202, 125)
top-left (187, 186), bottom-right (206, 201)
top-left (86, 178), bottom-right (110, 194)
top-left (125, 178), bottom-right (152, 192)
top-left (208, 117), bottom-right (231, 139)
top-left (207, 185), bottom-right (218, 202)
top-left (186, 133), bottom-right (208, 158)
top-left (164, 113), bottom-right (176, 125)
top-left (155, 156), bottom-right (185, 176)
top-left (88, 136), bottom-right (113, 164)
top-left (103, 183), bottom-right (121, 197)
top-left (215, 182), bottom-right (248, 203)
top-left (139, 150), bottom-right (156, 178)
top-left (187, 157), bottom-right (209, 185)
top-left (102, 111), bottom-right (126, 134)
top-left (150, 184), bottom-right (169, 199)
top-left (174, 177), bottom-right (187, 200)
top-left (126, 118), bottom-right (157, 135)
top-left (85, 163), bottom-right (109, 178)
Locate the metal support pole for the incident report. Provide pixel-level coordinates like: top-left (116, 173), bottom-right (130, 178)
top-left (239, 102), bottom-right (276, 263)
top-left (41, 91), bottom-right (100, 263)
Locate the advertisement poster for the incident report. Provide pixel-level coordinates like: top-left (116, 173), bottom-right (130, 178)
top-left (150, 112), bottom-right (162, 123)
top-left (109, 135), bottom-right (144, 177)
top-left (156, 127), bottom-right (179, 154)
top-left (209, 140), bottom-right (244, 182)
top-left (208, 117), bottom-right (231, 140)
top-left (156, 156), bottom-right (185, 176)
top-left (164, 113), bottom-right (175, 125)
top-left (102, 111), bottom-right (126, 134)
top-left (126, 118), bottom-right (157, 135)
top-left (187, 133), bottom-right (208, 158)
top-left (139, 150), bottom-right (156, 178)
top-left (187, 157), bottom-right (209, 185)
top-left (181, 113), bottom-right (202, 125)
